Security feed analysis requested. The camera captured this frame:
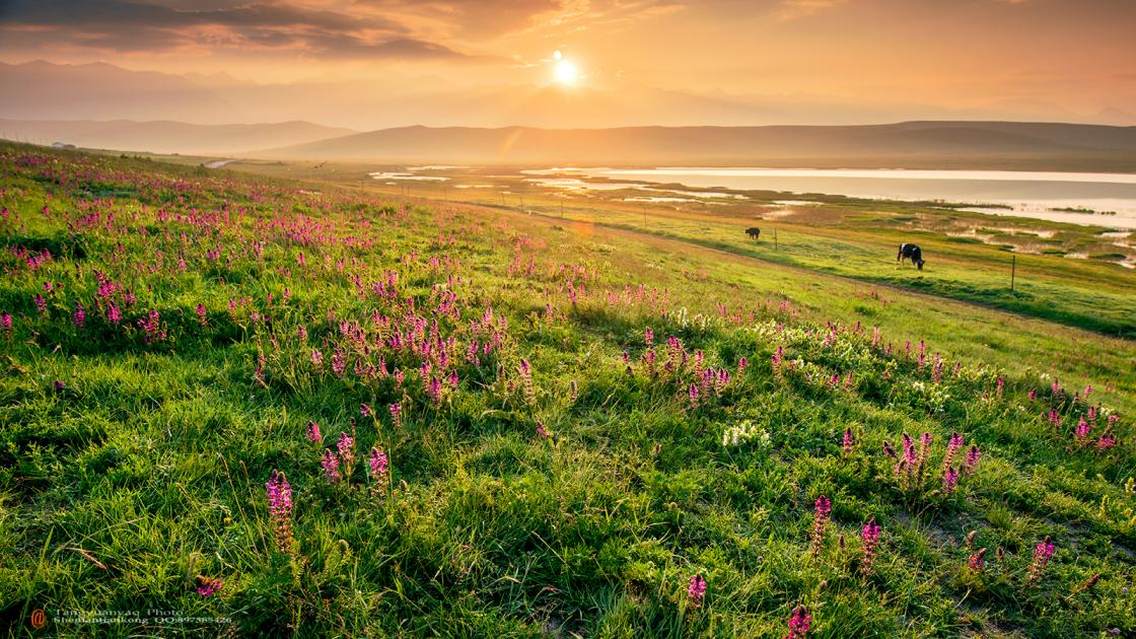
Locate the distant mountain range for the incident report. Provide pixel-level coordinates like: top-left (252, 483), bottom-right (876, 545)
top-left (260, 121), bottom-right (1136, 171)
top-left (0, 118), bottom-right (355, 155)
top-left (5, 60), bottom-right (1136, 134)
top-left (3, 115), bottom-right (1135, 171)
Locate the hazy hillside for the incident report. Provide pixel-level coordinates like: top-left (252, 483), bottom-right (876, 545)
top-left (0, 118), bottom-right (356, 155)
top-left (262, 121), bottom-right (1136, 170)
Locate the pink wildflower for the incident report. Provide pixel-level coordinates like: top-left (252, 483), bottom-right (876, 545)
top-left (337, 431), bottom-right (355, 472)
top-left (811, 495), bottom-right (831, 556)
top-left (968, 548), bottom-right (987, 573)
top-left (963, 445), bottom-right (982, 475)
top-left (1096, 433), bottom-right (1117, 450)
top-left (943, 432), bottom-right (964, 474)
top-left (427, 377), bottom-right (443, 403)
top-left (1027, 537), bottom-right (1055, 586)
top-left (942, 466), bottom-right (959, 494)
top-left (368, 447), bottom-right (389, 479)
top-left (860, 517), bottom-right (881, 575)
top-left (1074, 416), bottom-right (1092, 443)
top-left (785, 605), bottom-right (812, 639)
top-left (687, 574), bottom-right (707, 607)
top-left (305, 421), bottom-right (321, 444)
top-left (772, 346), bottom-right (784, 378)
top-left (915, 432), bottom-right (932, 478)
top-left (195, 576), bottom-right (223, 597)
top-left (265, 470), bottom-right (294, 552)
top-left (518, 358), bottom-right (535, 403)
top-left (321, 449), bottom-right (341, 483)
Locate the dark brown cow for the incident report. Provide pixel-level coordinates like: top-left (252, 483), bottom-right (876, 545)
top-left (745, 227), bottom-right (761, 240)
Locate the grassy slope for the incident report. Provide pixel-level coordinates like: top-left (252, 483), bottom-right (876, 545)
top-left (1, 144), bottom-right (1134, 637)
top-left (224, 158), bottom-right (1134, 338)
top-left (509, 199), bottom-right (1136, 340)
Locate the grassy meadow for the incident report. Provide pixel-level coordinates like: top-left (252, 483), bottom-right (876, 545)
top-left (1, 143), bottom-right (1135, 637)
top-left (197, 158), bottom-right (1136, 338)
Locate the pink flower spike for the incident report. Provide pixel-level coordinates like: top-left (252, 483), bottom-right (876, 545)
top-left (810, 495), bottom-right (832, 556)
top-left (1027, 536), bottom-right (1055, 585)
top-left (305, 420), bottom-right (321, 443)
top-left (265, 470), bottom-right (294, 552)
top-left (963, 445), bottom-right (982, 474)
top-left (860, 517), bottom-right (882, 574)
top-left (687, 574), bottom-right (707, 607)
top-left (968, 548), bottom-right (987, 572)
top-left (785, 605), bottom-right (812, 639)
top-left (195, 576), bottom-right (223, 597)
top-left (321, 449), bottom-right (341, 483)
top-left (368, 447), bottom-right (389, 478)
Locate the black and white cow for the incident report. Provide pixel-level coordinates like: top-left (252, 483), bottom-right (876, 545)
top-left (897, 243), bottom-right (925, 270)
top-left (745, 227), bottom-right (761, 240)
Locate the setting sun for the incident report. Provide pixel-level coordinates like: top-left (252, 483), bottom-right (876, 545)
top-left (553, 58), bottom-right (580, 87)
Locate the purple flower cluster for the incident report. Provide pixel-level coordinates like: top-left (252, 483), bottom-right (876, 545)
top-left (265, 470), bottom-right (294, 552)
top-left (785, 605), bottom-right (812, 639)
top-left (810, 495), bottom-right (831, 556)
top-left (1027, 536), bottom-right (1055, 586)
top-left (860, 518), bottom-right (881, 575)
top-left (196, 576), bottom-right (223, 597)
top-left (687, 574), bottom-right (707, 607)
top-left (306, 420), bottom-right (322, 444)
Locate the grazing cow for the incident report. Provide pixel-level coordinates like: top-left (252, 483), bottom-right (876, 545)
top-left (897, 243), bottom-right (925, 270)
top-left (745, 227), bottom-right (761, 240)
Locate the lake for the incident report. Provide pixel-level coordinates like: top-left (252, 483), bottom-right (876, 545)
top-left (564, 167), bottom-right (1136, 229)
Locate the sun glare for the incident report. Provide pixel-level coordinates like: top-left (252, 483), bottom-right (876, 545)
top-left (553, 59), bottom-right (579, 86)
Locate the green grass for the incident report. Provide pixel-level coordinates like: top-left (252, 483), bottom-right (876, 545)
top-left (225, 159), bottom-right (1134, 337)
top-left (1, 143), bottom-right (1134, 637)
top-left (503, 202), bottom-right (1136, 339)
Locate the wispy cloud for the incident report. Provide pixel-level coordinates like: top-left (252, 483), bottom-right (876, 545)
top-left (775, 0), bottom-right (848, 20)
top-left (0, 0), bottom-right (486, 60)
top-left (354, 0), bottom-right (565, 37)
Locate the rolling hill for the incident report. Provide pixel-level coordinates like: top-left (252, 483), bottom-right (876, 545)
top-left (260, 121), bottom-right (1136, 170)
top-left (0, 118), bottom-right (356, 156)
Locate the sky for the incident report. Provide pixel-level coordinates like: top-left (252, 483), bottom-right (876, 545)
top-left (0, 0), bottom-right (1134, 128)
